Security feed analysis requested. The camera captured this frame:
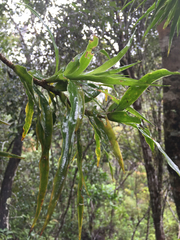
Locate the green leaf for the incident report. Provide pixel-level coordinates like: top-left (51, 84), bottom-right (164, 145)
top-left (28, 69), bottom-right (45, 80)
top-left (116, 69), bottom-right (180, 111)
top-left (0, 151), bottom-right (24, 159)
top-left (30, 87), bottom-right (53, 234)
top-left (144, 7), bottom-right (165, 38)
top-left (77, 129), bottom-right (84, 240)
top-left (94, 117), bottom-right (124, 171)
top-left (75, 86), bottom-right (85, 132)
top-left (99, 49), bottom-right (110, 59)
top-left (14, 65), bottom-right (34, 140)
top-left (54, 81), bottom-right (68, 91)
top-left (107, 111), bottom-right (141, 124)
top-left (94, 128), bottom-right (101, 167)
top-left (134, 3), bottom-right (155, 31)
top-left (101, 62), bottom-right (140, 75)
top-left (126, 107), bottom-right (152, 125)
top-left (22, 4), bottom-right (59, 74)
top-left (66, 36), bottom-right (99, 78)
top-left (108, 158), bottom-right (114, 181)
top-left (63, 52), bottom-right (82, 76)
top-left (122, 0), bottom-right (134, 11)
top-left (86, 33), bottom-right (134, 75)
top-left (168, 5), bottom-right (180, 53)
top-left (142, 127), bottom-right (155, 151)
top-left (69, 73), bottom-right (161, 87)
top-left (40, 81), bottom-right (82, 235)
top-left (138, 126), bottom-right (180, 175)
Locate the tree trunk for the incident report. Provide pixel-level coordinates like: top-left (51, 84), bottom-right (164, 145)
top-left (157, 22), bottom-right (180, 220)
top-left (139, 133), bottom-right (165, 240)
top-left (133, 100), bottom-right (165, 240)
top-left (0, 132), bottom-right (23, 229)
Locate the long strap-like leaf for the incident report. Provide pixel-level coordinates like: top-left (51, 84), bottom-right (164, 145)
top-left (40, 81), bottom-right (84, 235)
top-left (29, 88), bottom-right (53, 234)
top-left (77, 129), bottom-right (84, 240)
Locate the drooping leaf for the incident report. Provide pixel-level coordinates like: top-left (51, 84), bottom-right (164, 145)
top-left (94, 117), bottom-right (124, 171)
top-left (104, 118), bottom-right (124, 171)
top-left (94, 128), bottom-right (101, 167)
top-left (75, 86), bottom-right (85, 132)
top-left (142, 127), bottom-right (155, 152)
top-left (141, 0), bottom-right (180, 51)
top-left (134, 2), bottom-right (156, 30)
top-left (168, 5), bottom-right (180, 54)
top-left (14, 65), bottom-right (35, 141)
top-left (137, 126), bottom-right (180, 175)
top-left (30, 88), bottom-right (53, 234)
top-left (0, 151), bottom-right (24, 159)
top-left (40, 81), bottom-right (83, 235)
top-left (77, 129), bottom-right (84, 240)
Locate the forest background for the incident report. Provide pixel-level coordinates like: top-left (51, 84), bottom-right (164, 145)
top-left (0, 0), bottom-right (180, 239)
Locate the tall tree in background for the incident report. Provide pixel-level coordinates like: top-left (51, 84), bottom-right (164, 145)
top-left (139, 0), bottom-right (180, 235)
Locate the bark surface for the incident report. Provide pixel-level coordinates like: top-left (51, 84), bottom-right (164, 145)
top-left (157, 22), bottom-right (180, 221)
top-left (0, 133), bottom-right (23, 229)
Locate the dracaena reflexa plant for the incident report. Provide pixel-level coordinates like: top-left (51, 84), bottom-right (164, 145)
top-left (1, 4), bottom-right (180, 240)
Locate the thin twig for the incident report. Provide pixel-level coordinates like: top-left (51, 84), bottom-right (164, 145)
top-left (131, 207), bottom-right (150, 240)
top-left (145, 206), bottom-right (150, 240)
top-left (55, 167), bottom-right (78, 238)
